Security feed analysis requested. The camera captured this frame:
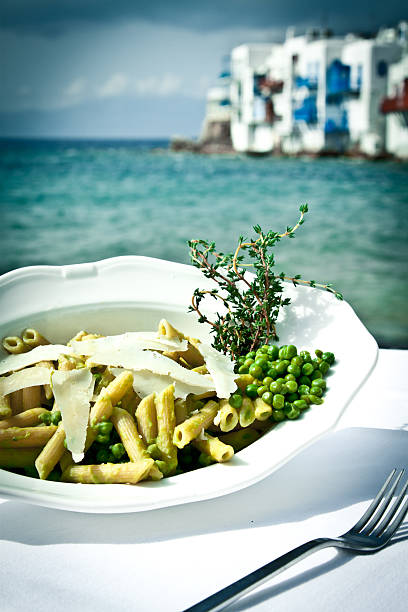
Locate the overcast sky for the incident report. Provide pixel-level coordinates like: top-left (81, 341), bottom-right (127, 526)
top-left (0, 0), bottom-right (406, 138)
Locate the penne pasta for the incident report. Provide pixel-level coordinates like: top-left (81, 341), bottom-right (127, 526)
top-left (192, 434), bottom-right (234, 463)
top-left (0, 425), bottom-right (57, 448)
top-left (0, 407), bottom-right (49, 429)
top-left (0, 448), bottom-right (41, 468)
top-left (2, 336), bottom-right (27, 355)
top-left (22, 385), bottom-right (42, 411)
top-left (61, 460), bottom-right (154, 484)
top-left (254, 397), bottom-right (273, 421)
top-left (173, 399), bottom-right (218, 449)
top-left (135, 393), bottom-right (157, 444)
top-left (155, 385), bottom-right (177, 475)
top-left (217, 399), bottom-right (239, 432)
top-left (35, 422), bottom-right (66, 479)
top-left (238, 397), bottom-right (256, 428)
top-left (111, 407), bottom-right (162, 480)
top-left (9, 389), bottom-right (24, 415)
top-left (21, 328), bottom-right (50, 348)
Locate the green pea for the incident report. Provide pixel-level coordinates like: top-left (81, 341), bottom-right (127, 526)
top-left (257, 385), bottom-right (268, 397)
top-left (312, 358), bottom-right (321, 369)
top-left (286, 380), bottom-right (298, 393)
top-left (147, 443), bottom-right (161, 460)
top-left (249, 364), bottom-right (263, 379)
top-left (280, 384), bottom-right (289, 395)
top-left (311, 378), bottom-right (326, 390)
top-left (39, 412), bottom-right (52, 425)
top-left (287, 407), bottom-right (301, 419)
top-left (96, 449), bottom-right (111, 463)
top-left (244, 358), bottom-right (255, 368)
top-left (245, 384), bottom-right (259, 399)
top-left (237, 356), bottom-right (246, 365)
top-left (298, 384), bottom-right (310, 395)
top-left (300, 394), bottom-right (313, 405)
top-left (299, 375), bottom-right (311, 386)
top-left (300, 350), bottom-right (312, 363)
top-left (315, 349), bottom-right (323, 358)
top-left (262, 376), bottom-right (273, 387)
top-left (266, 366), bottom-right (277, 379)
top-left (261, 391), bottom-right (273, 405)
top-left (322, 351), bottom-right (335, 365)
top-left (310, 386), bottom-right (323, 397)
top-left (272, 410), bottom-right (285, 422)
top-left (272, 394), bottom-right (285, 410)
top-left (198, 453), bottom-right (214, 467)
top-left (276, 360), bottom-right (289, 374)
top-left (275, 377), bottom-right (285, 385)
top-left (319, 361), bottom-right (330, 375)
top-left (267, 345), bottom-right (279, 359)
top-left (98, 421), bottom-right (113, 435)
top-left (279, 344), bottom-right (297, 359)
top-left (287, 364), bottom-right (301, 378)
top-left (309, 394), bottom-right (324, 405)
top-left (96, 433), bottom-right (110, 444)
top-left (269, 381), bottom-right (282, 394)
top-left (255, 355), bottom-right (268, 365)
top-left (302, 362), bottom-right (314, 376)
top-left (311, 370), bottom-right (323, 381)
top-left (110, 443), bottom-right (125, 459)
top-left (238, 365), bottom-right (249, 374)
top-left (257, 346), bottom-right (269, 354)
top-left (229, 394), bottom-right (243, 409)
top-left (293, 399), bottom-right (308, 410)
top-left (247, 351), bottom-right (256, 359)
top-left (286, 392), bottom-right (299, 402)
top-left (50, 411), bottom-right (62, 426)
top-left (291, 356), bottom-right (304, 367)
top-left (284, 373), bottom-right (296, 382)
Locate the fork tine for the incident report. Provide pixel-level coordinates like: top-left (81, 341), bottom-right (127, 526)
top-left (360, 470), bottom-right (405, 534)
top-left (373, 478), bottom-right (408, 539)
top-left (352, 469), bottom-right (397, 532)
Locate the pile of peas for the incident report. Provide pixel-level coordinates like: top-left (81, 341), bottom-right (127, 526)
top-left (229, 344), bottom-right (335, 422)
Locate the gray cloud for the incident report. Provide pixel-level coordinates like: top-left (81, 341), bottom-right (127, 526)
top-left (1, 0), bottom-right (406, 36)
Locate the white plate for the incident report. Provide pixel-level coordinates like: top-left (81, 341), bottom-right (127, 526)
top-left (0, 256), bottom-right (378, 513)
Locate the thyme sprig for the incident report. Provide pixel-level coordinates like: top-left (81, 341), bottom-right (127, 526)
top-left (188, 205), bottom-right (343, 358)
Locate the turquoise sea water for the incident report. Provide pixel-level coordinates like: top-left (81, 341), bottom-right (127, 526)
top-left (1, 139), bottom-right (407, 347)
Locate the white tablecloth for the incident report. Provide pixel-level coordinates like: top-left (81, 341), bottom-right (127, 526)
top-left (1, 349), bottom-right (407, 612)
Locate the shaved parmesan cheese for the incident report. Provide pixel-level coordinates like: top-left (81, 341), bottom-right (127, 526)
top-left (193, 341), bottom-right (237, 398)
top-left (52, 368), bottom-right (94, 463)
top-left (0, 345), bottom-right (73, 376)
top-left (110, 367), bottom-right (214, 400)
top-left (213, 410), bottom-right (222, 427)
top-left (0, 366), bottom-right (52, 396)
top-left (70, 332), bottom-right (187, 357)
top-left (196, 429), bottom-right (208, 441)
top-left (90, 348), bottom-right (215, 392)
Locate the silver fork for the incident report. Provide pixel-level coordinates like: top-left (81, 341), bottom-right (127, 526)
top-left (185, 469), bottom-right (408, 612)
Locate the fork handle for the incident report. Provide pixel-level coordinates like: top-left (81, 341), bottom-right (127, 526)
top-left (184, 537), bottom-right (333, 612)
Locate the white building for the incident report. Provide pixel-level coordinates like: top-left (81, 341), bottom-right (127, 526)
top-left (230, 44), bottom-right (278, 153)
top-left (381, 23), bottom-right (408, 159)
top-left (227, 24), bottom-right (406, 157)
top-left (342, 34), bottom-right (402, 156)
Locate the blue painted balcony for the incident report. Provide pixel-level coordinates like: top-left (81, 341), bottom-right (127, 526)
top-left (294, 96), bottom-right (318, 124)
